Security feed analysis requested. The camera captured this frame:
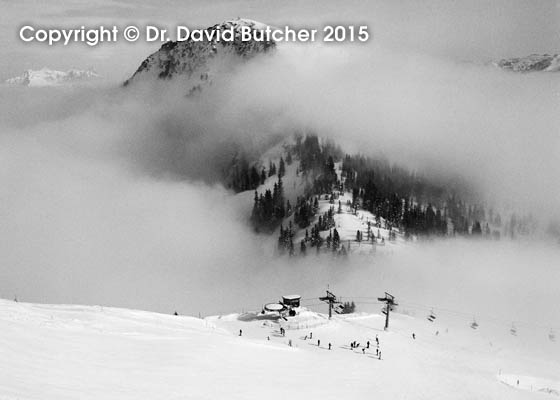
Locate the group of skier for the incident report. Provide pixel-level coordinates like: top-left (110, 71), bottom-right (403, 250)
top-left (348, 335), bottom-right (381, 358)
top-left (286, 329), bottom-right (383, 359)
top-left (234, 324), bottom-right (386, 360)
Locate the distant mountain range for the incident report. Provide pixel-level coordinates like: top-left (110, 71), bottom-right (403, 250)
top-left (494, 54), bottom-right (559, 72)
top-left (5, 68), bottom-right (100, 87)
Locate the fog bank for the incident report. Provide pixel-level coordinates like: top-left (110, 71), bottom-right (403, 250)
top-left (1, 12), bottom-right (558, 329)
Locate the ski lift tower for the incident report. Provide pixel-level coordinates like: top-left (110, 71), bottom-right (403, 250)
top-left (378, 292), bottom-right (397, 330)
top-left (319, 290), bottom-right (340, 319)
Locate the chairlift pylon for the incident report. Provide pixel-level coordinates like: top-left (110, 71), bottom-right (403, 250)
top-left (510, 323), bottom-right (517, 336)
top-left (470, 318), bottom-right (478, 330)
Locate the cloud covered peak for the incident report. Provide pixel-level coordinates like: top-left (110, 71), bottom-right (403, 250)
top-left (123, 18), bottom-right (276, 93)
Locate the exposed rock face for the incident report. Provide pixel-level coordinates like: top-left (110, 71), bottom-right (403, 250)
top-left (495, 54), bottom-right (560, 72)
top-left (124, 19), bottom-right (276, 93)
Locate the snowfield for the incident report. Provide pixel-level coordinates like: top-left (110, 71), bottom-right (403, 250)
top-left (1, 299), bottom-right (558, 399)
top-left (4, 68), bottom-right (100, 87)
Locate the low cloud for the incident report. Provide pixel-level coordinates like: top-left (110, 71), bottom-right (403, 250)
top-left (217, 43), bottom-right (560, 215)
top-left (0, 36), bottom-right (558, 328)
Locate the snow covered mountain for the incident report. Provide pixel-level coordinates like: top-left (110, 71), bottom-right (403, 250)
top-left (5, 67), bottom-right (100, 87)
top-left (250, 143), bottom-right (407, 255)
top-left (1, 298), bottom-right (558, 399)
top-left (494, 54), bottom-right (560, 72)
top-left (124, 18), bottom-right (276, 94)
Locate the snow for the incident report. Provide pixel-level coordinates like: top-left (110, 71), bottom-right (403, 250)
top-left (124, 18), bottom-right (275, 89)
top-left (1, 298), bottom-right (557, 399)
top-left (495, 54), bottom-right (560, 73)
top-left (545, 55), bottom-right (560, 72)
top-left (498, 374), bottom-right (560, 396)
top-left (288, 161), bottom-right (406, 254)
top-left (314, 190), bottom-right (404, 252)
top-left (247, 143), bottom-right (404, 255)
top-left (221, 18), bottom-right (272, 32)
top-left (264, 303), bottom-right (285, 311)
top-left (5, 68), bottom-right (100, 87)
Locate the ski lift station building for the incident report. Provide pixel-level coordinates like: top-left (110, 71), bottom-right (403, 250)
top-left (282, 295), bottom-right (301, 308)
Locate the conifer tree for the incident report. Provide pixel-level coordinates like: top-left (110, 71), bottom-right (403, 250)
top-left (278, 157), bottom-right (286, 178)
top-left (268, 161), bottom-right (276, 177)
top-left (333, 228), bottom-right (340, 250)
top-left (300, 239), bottom-right (306, 255)
top-left (250, 166), bottom-right (260, 189)
top-left (472, 221), bottom-right (482, 235)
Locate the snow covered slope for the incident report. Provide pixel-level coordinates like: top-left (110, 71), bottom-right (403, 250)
top-left (5, 68), bottom-right (100, 87)
top-left (494, 54), bottom-right (560, 72)
top-left (1, 298), bottom-right (558, 399)
top-left (249, 146), bottom-right (405, 255)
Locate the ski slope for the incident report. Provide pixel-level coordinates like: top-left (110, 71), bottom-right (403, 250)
top-left (1, 299), bottom-right (558, 399)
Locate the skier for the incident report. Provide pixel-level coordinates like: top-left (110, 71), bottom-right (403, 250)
top-left (174, 311), bottom-right (178, 316)
top-left (239, 329), bottom-right (242, 336)
top-left (328, 343), bottom-right (332, 350)
top-left (378, 351), bottom-right (382, 360)
top-left (366, 341), bottom-right (370, 349)
top-left (309, 332), bottom-right (313, 339)
top-left (362, 348), bottom-right (365, 354)
top-left (289, 339), bottom-right (292, 347)
top-left (376, 348), bottom-right (379, 356)
top-left (375, 335), bottom-right (379, 345)
top-left (412, 333), bottom-right (416, 339)
top-left (318, 339), bottom-right (321, 347)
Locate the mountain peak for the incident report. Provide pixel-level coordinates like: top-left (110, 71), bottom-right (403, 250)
top-left (123, 18), bottom-right (276, 92)
top-left (5, 67), bottom-right (100, 87)
top-left (494, 54), bottom-right (560, 72)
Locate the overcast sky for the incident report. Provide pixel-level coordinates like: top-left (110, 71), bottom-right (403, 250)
top-left (1, 0), bottom-right (558, 80)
